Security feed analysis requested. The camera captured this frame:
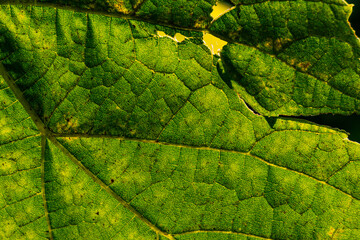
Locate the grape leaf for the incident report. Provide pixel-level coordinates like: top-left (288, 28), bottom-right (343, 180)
top-left (0, 0), bottom-right (360, 239)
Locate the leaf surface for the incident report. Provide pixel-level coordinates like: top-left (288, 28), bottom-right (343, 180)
top-left (0, 1), bottom-right (360, 239)
top-left (212, 0), bottom-right (360, 115)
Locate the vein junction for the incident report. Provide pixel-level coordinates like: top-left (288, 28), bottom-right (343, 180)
top-left (0, 1), bottom-right (360, 239)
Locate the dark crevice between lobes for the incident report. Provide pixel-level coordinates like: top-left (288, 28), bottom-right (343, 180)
top-left (241, 96), bottom-right (261, 115)
top-left (266, 114), bottom-right (360, 143)
top-left (347, 0), bottom-right (360, 36)
top-left (300, 114), bottom-right (360, 143)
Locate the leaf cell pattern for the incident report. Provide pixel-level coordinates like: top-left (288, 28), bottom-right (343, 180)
top-left (0, 1), bottom-right (360, 240)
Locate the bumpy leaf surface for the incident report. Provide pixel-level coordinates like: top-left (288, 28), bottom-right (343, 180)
top-left (0, 0), bottom-right (360, 239)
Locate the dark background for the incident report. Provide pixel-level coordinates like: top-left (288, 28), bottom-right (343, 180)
top-left (347, 0), bottom-right (360, 34)
top-left (302, 1), bottom-right (360, 143)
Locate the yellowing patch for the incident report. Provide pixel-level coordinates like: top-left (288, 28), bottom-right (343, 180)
top-left (203, 33), bottom-right (228, 55)
top-left (211, 1), bottom-right (235, 21)
top-left (327, 227), bottom-right (336, 236)
top-left (157, 31), bottom-right (186, 43)
top-left (0, 127), bottom-right (12, 135)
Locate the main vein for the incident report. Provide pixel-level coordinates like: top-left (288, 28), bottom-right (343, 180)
top-left (174, 230), bottom-right (273, 240)
top-left (53, 133), bottom-right (358, 201)
top-left (41, 136), bottom-right (53, 240)
top-left (0, 63), bottom-right (48, 135)
top-left (48, 135), bottom-right (176, 240)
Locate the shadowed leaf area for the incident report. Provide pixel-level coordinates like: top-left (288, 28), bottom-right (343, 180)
top-left (0, 0), bottom-right (360, 240)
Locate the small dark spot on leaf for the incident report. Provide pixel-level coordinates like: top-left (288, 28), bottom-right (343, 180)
top-left (298, 61), bottom-right (311, 70)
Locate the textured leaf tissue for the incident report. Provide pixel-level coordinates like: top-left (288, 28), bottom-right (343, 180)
top-left (0, 0), bottom-right (359, 239)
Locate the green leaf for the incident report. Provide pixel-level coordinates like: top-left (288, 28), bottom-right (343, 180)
top-left (211, 0), bottom-right (360, 115)
top-left (0, 1), bottom-right (360, 239)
